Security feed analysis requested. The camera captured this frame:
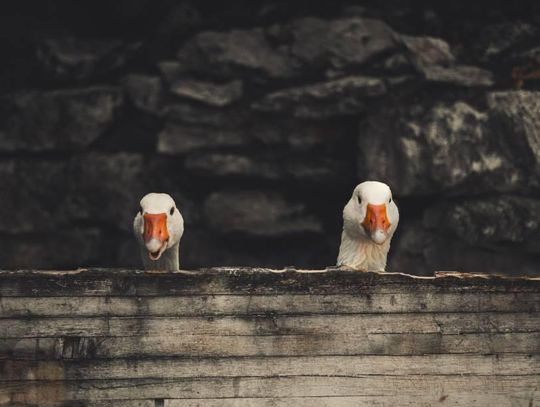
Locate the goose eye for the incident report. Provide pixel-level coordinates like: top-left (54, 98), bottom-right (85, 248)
top-left (139, 206), bottom-right (143, 215)
top-left (170, 207), bottom-right (175, 216)
top-left (389, 197), bottom-right (392, 203)
top-left (357, 195), bottom-right (362, 205)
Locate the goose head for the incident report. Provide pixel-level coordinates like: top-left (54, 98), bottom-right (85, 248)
top-left (133, 193), bottom-right (184, 262)
top-left (342, 181), bottom-right (399, 245)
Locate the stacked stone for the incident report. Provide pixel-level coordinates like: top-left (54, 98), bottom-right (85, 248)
top-left (1, 1), bottom-right (539, 274)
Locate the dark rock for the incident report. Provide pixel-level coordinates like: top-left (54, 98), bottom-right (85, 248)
top-left (157, 60), bottom-right (188, 83)
top-left (203, 190), bottom-right (323, 236)
top-left (399, 35), bottom-right (494, 86)
top-left (176, 28), bottom-right (296, 79)
top-left (252, 120), bottom-right (331, 150)
top-left (400, 35), bottom-right (455, 68)
top-left (185, 152), bottom-right (347, 182)
top-left (251, 124), bottom-right (284, 145)
top-left (0, 229), bottom-right (105, 269)
top-left (185, 153), bottom-right (268, 178)
top-left (169, 78), bottom-right (243, 107)
top-left (288, 17), bottom-right (333, 67)
top-left (64, 153), bottom-right (148, 232)
top-left (380, 53), bottom-right (412, 72)
top-left (150, 2), bottom-right (203, 58)
top-left (424, 196), bottom-right (540, 253)
top-left (286, 158), bottom-right (349, 182)
top-left (99, 109), bottom-right (162, 153)
top-left (252, 75), bottom-right (386, 118)
top-left (0, 160), bottom-right (68, 233)
top-left (358, 99), bottom-right (523, 195)
top-left (400, 35), bottom-right (494, 86)
top-left (423, 234), bottom-right (540, 276)
top-left (473, 21), bottom-right (538, 62)
top-left (290, 17), bottom-right (398, 70)
top-left (36, 38), bottom-right (142, 82)
top-left (177, 230), bottom-right (334, 269)
top-left (511, 46), bottom-right (540, 67)
top-left (157, 123), bottom-right (248, 155)
top-left (338, 5), bottom-right (369, 18)
top-left (385, 75), bottom-right (413, 87)
top-left (487, 91), bottom-right (540, 178)
top-left (422, 65), bottom-right (494, 87)
top-left (387, 219), bottom-right (434, 275)
top-left (144, 160), bottom-right (200, 225)
top-left (165, 103), bottom-right (249, 128)
top-left (509, 47), bottom-right (540, 88)
top-left (388, 215), bottom-right (540, 276)
top-left (265, 23), bottom-right (290, 44)
top-left (116, 237), bottom-right (142, 269)
top-left (169, 230), bottom-right (238, 269)
top-left (122, 75), bottom-right (164, 115)
top-left (286, 126), bottom-right (338, 150)
top-left (0, 87), bottom-right (122, 152)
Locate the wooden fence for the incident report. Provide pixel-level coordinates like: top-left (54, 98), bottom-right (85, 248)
top-left (0, 268), bottom-right (539, 406)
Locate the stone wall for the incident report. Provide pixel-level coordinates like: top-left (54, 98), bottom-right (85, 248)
top-left (1, 1), bottom-right (540, 274)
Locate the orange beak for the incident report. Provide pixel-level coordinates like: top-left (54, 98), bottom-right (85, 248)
top-left (361, 203), bottom-right (391, 234)
top-left (143, 213), bottom-right (169, 247)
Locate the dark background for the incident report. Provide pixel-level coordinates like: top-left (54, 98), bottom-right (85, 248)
top-left (1, 0), bottom-right (540, 275)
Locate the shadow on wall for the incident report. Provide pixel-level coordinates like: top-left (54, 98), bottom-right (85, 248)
top-left (0, 0), bottom-right (540, 275)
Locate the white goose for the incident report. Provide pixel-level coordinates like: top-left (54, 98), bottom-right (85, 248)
top-left (133, 193), bottom-right (184, 271)
top-left (337, 181), bottom-right (399, 271)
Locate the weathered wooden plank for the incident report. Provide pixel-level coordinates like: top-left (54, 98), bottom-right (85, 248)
top-left (0, 338), bottom-right (59, 361)
top-left (2, 355), bottom-right (539, 381)
top-left (164, 395), bottom-right (540, 407)
top-left (0, 381), bottom-right (154, 407)
top-left (1, 313), bottom-right (539, 339)
top-left (2, 332), bottom-right (539, 360)
top-left (2, 401), bottom-right (142, 407)
top-left (82, 402), bottom-right (155, 407)
top-left (0, 269), bottom-right (538, 297)
top-left (72, 332), bottom-right (540, 358)
top-left (2, 395), bottom-right (538, 407)
top-left (0, 269), bottom-right (537, 406)
top-left (60, 353), bottom-right (540, 378)
top-left (2, 375), bottom-right (539, 402)
top-left (2, 292), bottom-right (540, 318)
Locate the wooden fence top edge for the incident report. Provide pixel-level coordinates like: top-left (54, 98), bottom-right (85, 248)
top-left (0, 267), bottom-right (538, 282)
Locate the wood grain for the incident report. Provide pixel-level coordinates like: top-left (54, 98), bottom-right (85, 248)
top-left (2, 292), bottom-right (540, 317)
top-left (0, 268), bottom-right (538, 407)
top-left (165, 395), bottom-right (540, 407)
top-left (2, 375), bottom-right (540, 401)
top-left (0, 269), bottom-right (538, 297)
top-left (3, 355), bottom-right (539, 381)
top-left (2, 313), bottom-right (539, 339)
